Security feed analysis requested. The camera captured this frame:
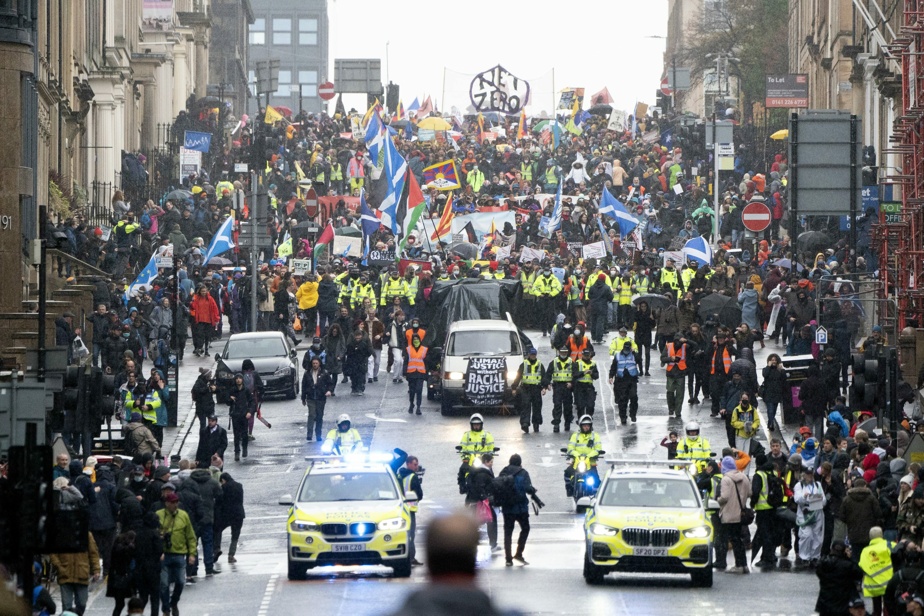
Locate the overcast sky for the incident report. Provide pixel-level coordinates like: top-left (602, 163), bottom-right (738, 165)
top-left (327, 0), bottom-right (669, 116)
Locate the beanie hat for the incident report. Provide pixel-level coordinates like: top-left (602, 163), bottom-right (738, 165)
top-left (788, 453), bottom-right (804, 466)
top-left (914, 485), bottom-right (924, 500)
top-left (153, 466), bottom-right (170, 478)
top-left (720, 456), bottom-right (737, 473)
top-left (130, 412), bottom-right (143, 423)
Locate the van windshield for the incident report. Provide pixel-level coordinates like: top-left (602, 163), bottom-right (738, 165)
top-left (447, 331), bottom-right (520, 356)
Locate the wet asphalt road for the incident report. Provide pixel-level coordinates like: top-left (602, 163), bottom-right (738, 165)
top-left (79, 328), bottom-right (825, 616)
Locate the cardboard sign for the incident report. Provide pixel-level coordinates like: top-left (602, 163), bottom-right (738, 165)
top-left (332, 235), bottom-right (362, 258)
top-left (368, 249), bottom-right (396, 265)
top-left (519, 246), bottom-right (545, 263)
top-left (464, 356), bottom-right (507, 407)
top-left (291, 259), bottom-right (311, 275)
top-left (582, 241), bottom-right (607, 260)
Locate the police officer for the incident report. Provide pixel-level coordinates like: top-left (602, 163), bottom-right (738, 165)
top-left (459, 413), bottom-right (495, 455)
top-left (544, 347), bottom-right (574, 433)
top-left (676, 421), bottom-right (712, 471)
top-left (350, 273), bottom-right (376, 310)
top-left (532, 266), bottom-right (564, 337)
top-left (322, 414), bottom-right (363, 454)
top-left (660, 257), bottom-right (683, 295)
top-left (572, 348), bottom-right (599, 417)
top-left (380, 268), bottom-right (409, 311)
top-left (609, 339), bottom-right (641, 425)
top-left (397, 456), bottom-right (424, 567)
top-left (661, 332), bottom-right (689, 418)
top-left (564, 415), bottom-right (603, 497)
top-left (512, 347), bottom-right (546, 434)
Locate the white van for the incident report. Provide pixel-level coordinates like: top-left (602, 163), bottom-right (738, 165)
top-left (439, 316), bottom-right (526, 416)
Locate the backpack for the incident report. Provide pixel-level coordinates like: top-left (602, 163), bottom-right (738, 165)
top-left (765, 471), bottom-right (785, 508)
top-left (124, 426), bottom-right (140, 456)
top-left (492, 470), bottom-right (522, 508)
top-left (893, 569), bottom-right (924, 607)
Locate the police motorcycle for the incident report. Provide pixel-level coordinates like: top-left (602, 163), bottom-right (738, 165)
top-left (560, 447), bottom-right (605, 509)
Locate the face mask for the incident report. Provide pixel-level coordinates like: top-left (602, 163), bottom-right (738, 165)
top-left (122, 333), bottom-right (130, 339)
top-left (133, 475), bottom-right (144, 483)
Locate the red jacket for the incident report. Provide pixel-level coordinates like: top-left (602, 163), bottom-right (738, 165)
top-left (190, 294), bottom-right (220, 326)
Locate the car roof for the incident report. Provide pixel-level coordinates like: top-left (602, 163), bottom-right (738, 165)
top-left (227, 332), bottom-right (287, 341)
top-left (606, 468), bottom-right (695, 481)
top-left (304, 461), bottom-right (394, 476)
top-left (448, 319), bottom-right (517, 332)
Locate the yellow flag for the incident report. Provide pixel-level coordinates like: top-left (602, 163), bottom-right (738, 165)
top-left (264, 105), bottom-right (284, 124)
top-left (277, 237), bottom-right (293, 257)
top-left (294, 161), bottom-right (307, 199)
top-left (362, 98), bottom-right (381, 126)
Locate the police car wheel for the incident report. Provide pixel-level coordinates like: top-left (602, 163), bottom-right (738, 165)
top-left (691, 567), bottom-right (713, 588)
top-left (583, 551), bottom-right (605, 585)
top-left (392, 557), bottom-right (412, 578)
top-left (287, 560), bottom-right (308, 580)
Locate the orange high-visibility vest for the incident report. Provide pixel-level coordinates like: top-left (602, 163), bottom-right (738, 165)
top-left (665, 343), bottom-right (687, 373)
top-left (711, 347), bottom-right (732, 375)
top-left (567, 336), bottom-right (588, 360)
top-left (406, 345), bottom-right (428, 374)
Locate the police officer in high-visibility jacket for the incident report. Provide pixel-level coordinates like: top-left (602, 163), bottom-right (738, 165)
top-left (859, 526), bottom-right (894, 614)
top-left (564, 415), bottom-right (603, 497)
top-left (661, 332), bottom-right (689, 418)
top-left (397, 455), bottom-right (424, 567)
top-left (459, 413), bottom-right (495, 456)
top-left (660, 258), bottom-right (683, 295)
top-left (403, 334), bottom-right (428, 416)
top-left (512, 347), bottom-right (546, 434)
top-left (608, 339), bottom-right (641, 424)
top-left (381, 269), bottom-right (409, 309)
top-left (677, 421), bottom-right (712, 471)
top-left (322, 414), bottom-right (363, 454)
top-left (572, 348), bottom-right (599, 417)
top-left (531, 267), bottom-right (564, 337)
top-left (750, 456), bottom-right (780, 569)
top-left (543, 347), bottom-right (574, 432)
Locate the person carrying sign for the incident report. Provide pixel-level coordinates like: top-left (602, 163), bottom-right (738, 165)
top-left (512, 347), bottom-right (547, 434)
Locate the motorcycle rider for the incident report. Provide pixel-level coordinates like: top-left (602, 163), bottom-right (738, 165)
top-left (564, 415), bottom-right (604, 497)
top-left (322, 414), bottom-right (363, 454)
top-left (676, 421), bottom-right (712, 471)
top-left (459, 413), bottom-right (495, 456)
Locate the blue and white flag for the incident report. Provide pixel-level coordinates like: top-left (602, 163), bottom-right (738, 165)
top-left (203, 215), bottom-right (235, 262)
top-left (183, 130), bottom-right (212, 153)
top-left (599, 187), bottom-right (639, 237)
top-left (360, 190), bottom-right (380, 261)
top-left (364, 113), bottom-right (387, 163)
top-left (683, 236), bottom-right (713, 267)
top-left (124, 254), bottom-right (159, 302)
top-left (377, 137), bottom-right (408, 234)
top-left (596, 216), bottom-right (612, 253)
top-left (544, 182), bottom-right (563, 235)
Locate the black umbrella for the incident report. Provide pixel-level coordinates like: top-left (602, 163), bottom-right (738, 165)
top-left (448, 242), bottom-right (478, 260)
top-left (163, 189), bottom-right (193, 204)
top-left (589, 103), bottom-right (613, 116)
top-left (697, 293), bottom-right (742, 328)
top-left (207, 256), bottom-right (233, 266)
top-left (797, 231), bottom-right (831, 255)
top-left (633, 293), bottom-right (672, 312)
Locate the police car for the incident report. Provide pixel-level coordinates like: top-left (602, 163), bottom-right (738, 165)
top-left (582, 460), bottom-right (716, 587)
top-left (279, 455), bottom-right (413, 580)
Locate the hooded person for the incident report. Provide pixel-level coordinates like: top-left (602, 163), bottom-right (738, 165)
top-left (240, 358), bottom-right (264, 440)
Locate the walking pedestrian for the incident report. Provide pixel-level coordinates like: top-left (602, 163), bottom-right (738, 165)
top-left (572, 348), bottom-right (599, 417)
top-left (464, 453), bottom-right (499, 554)
top-left (709, 332), bottom-right (736, 418)
top-left (543, 347), bottom-right (574, 432)
top-left (717, 455), bottom-right (752, 573)
top-left (512, 347), bottom-right (545, 433)
top-left (107, 530), bottom-right (137, 616)
top-left (195, 415), bottom-right (228, 470)
top-left (859, 527), bottom-right (894, 616)
top-left (189, 467), bottom-right (223, 578)
top-left (157, 492), bottom-right (197, 616)
top-left (497, 454), bottom-right (542, 566)
top-left (403, 334), bottom-right (428, 415)
top-left (397, 456), bottom-right (424, 567)
top-left (88, 465), bottom-right (120, 578)
top-left (191, 368), bottom-right (217, 432)
top-left (609, 338), bottom-right (640, 424)
top-left (344, 330), bottom-right (372, 395)
top-left (302, 356), bottom-right (332, 440)
top-left (661, 333), bottom-right (688, 418)
top-left (815, 540), bottom-right (864, 616)
top-left (214, 472), bottom-right (245, 564)
top-left (794, 465), bottom-right (827, 568)
top-left (227, 373), bottom-right (253, 461)
top-left (730, 393), bottom-right (761, 455)
top-left (50, 532), bottom-right (100, 615)
top-left (760, 354), bottom-right (787, 432)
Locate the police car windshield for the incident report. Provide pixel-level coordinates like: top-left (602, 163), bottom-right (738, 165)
top-left (599, 477), bottom-right (700, 508)
top-left (448, 331), bottom-right (519, 356)
top-left (298, 472), bottom-right (398, 503)
top-left (225, 337), bottom-right (287, 359)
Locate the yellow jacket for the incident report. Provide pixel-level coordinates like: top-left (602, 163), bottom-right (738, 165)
top-left (296, 280), bottom-right (319, 309)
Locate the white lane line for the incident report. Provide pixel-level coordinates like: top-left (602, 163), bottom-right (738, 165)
top-left (595, 359), bottom-right (611, 433)
top-left (256, 573), bottom-right (278, 616)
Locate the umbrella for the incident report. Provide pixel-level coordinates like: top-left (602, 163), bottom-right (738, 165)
top-left (770, 258), bottom-right (804, 272)
top-left (208, 257), bottom-right (233, 266)
top-left (274, 105), bottom-right (293, 118)
top-left (417, 117), bottom-right (451, 131)
top-left (293, 220), bottom-right (321, 229)
top-left (163, 189), bottom-right (193, 204)
top-left (797, 231), bottom-right (831, 255)
top-left (770, 129), bottom-right (789, 140)
top-left (682, 236), bottom-right (713, 267)
top-left (335, 226), bottom-right (362, 237)
top-left (391, 119), bottom-right (411, 130)
top-left (448, 242), bottom-right (478, 260)
top-left (589, 103), bottom-right (613, 116)
top-left (633, 293), bottom-right (672, 312)
top-left (697, 293), bottom-right (742, 328)
top-left (195, 96), bottom-right (220, 108)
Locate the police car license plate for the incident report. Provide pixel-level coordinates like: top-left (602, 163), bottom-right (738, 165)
top-left (632, 547), bottom-right (668, 557)
top-left (332, 543), bottom-right (366, 553)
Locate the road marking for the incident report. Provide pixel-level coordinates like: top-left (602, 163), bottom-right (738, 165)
top-left (595, 360), bottom-right (611, 433)
top-left (256, 573), bottom-right (278, 616)
top-left (365, 413), bottom-right (408, 423)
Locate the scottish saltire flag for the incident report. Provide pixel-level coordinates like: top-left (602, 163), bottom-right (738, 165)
top-left (407, 97), bottom-right (420, 117)
top-left (599, 187), bottom-right (639, 237)
top-left (377, 137), bottom-right (408, 234)
top-left (203, 215), bottom-right (235, 262)
top-left (364, 112), bottom-right (387, 162)
top-left (124, 254), bottom-right (159, 302)
top-left (660, 127), bottom-right (673, 148)
top-left (545, 182), bottom-right (563, 235)
top-left (683, 236), bottom-right (713, 267)
top-left (596, 216), bottom-right (612, 253)
top-left (422, 159), bottom-right (460, 190)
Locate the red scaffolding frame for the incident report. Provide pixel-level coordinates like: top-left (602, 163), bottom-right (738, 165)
top-left (879, 0), bottom-right (924, 328)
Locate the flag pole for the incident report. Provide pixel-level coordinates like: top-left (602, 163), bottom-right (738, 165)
top-left (442, 68), bottom-right (447, 115)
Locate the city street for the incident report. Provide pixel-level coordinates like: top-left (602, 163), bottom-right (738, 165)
top-left (78, 329), bottom-right (818, 616)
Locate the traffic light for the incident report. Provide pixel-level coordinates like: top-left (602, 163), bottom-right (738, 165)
top-left (862, 145), bottom-right (878, 186)
top-left (386, 82), bottom-right (399, 112)
top-left (850, 353), bottom-right (882, 411)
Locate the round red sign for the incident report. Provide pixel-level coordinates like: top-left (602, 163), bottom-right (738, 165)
top-left (318, 82), bottom-right (335, 101)
top-left (741, 201), bottom-right (772, 233)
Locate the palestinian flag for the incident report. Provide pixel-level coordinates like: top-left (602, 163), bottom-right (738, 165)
top-left (397, 170), bottom-right (426, 253)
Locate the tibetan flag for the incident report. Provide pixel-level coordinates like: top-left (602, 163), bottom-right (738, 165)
top-left (564, 97), bottom-right (583, 135)
top-left (396, 100), bottom-right (405, 120)
top-left (430, 192), bottom-right (455, 241)
top-left (517, 110), bottom-right (527, 139)
top-left (264, 105), bottom-right (284, 125)
top-left (422, 159), bottom-right (461, 190)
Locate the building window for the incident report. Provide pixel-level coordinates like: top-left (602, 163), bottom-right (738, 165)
top-left (298, 70), bottom-right (318, 97)
top-left (250, 18), bottom-right (265, 45)
top-left (299, 18), bottom-right (318, 45)
top-left (272, 18), bottom-right (291, 45)
top-left (248, 69), bottom-right (256, 96)
top-left (275, 70), bottom-right (291, 97)
top-left (703, 0), bottom-right (728, 30)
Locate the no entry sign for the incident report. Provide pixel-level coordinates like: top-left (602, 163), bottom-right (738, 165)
top-left (318, 82), bottom-right (335, 101)
top-left (741, 201), bottom-right (772, 233)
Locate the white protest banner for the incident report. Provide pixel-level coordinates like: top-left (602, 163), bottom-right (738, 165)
top-left (519, 246), bottom-right (545, 263)
top-left (332, 235), bottom-right (362, 258)
top-left (582, 241), bottom-right (607, 260)
top-left (495, 245), bottom-right (512, 260)
top-left (607, 109), bottom-right (627, 132)
top-left (291, 259), bottom-right (311, 275)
